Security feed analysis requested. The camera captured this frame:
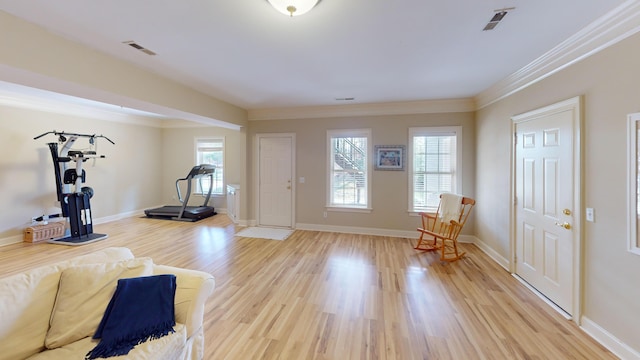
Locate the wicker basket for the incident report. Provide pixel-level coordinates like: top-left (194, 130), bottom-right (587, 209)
top-left (24, 222), bottom-right (66, 243)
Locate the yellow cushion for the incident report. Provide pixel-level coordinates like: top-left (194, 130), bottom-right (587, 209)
top-left (44, 257), bottom-right (153, 349)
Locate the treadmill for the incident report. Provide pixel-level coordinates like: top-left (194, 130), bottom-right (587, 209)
top-left (145, 164), bottom-right (217, 221)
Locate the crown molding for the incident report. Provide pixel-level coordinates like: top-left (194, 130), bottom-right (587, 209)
top-left (476, 0), bottom-right (640, 109)
top-left (248, 98), bottom-right (476, 121)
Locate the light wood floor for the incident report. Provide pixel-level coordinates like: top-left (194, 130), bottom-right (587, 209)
top-left (0, 215), bottom-right (616, 359)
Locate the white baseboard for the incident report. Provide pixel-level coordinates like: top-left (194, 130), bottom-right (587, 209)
top-left (94, 208), bottom-right (147, 224)
top-left (0, 234), bottom-right (24, 247)
top-left (581, 316), bottom-right (640, 360)
top-left (472, 236), bottom-right (510, 270)
top-left (95, 204), bottom-right (231, 224)
top-left (295, 223), bottom-right (419, 238)
top-left (295, 223), bottom-right (487, 244)
top-left (217, 208), bottom-right (255, 226)
top-left (236, 219), bottom-right (251, 226)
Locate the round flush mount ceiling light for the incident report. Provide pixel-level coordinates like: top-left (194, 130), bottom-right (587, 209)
top-left (267, 0), bottom-right (320, 17)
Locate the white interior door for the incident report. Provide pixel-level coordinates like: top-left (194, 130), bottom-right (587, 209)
top-left (513, 98), bottom-right (581, 317)
top-left (258, 135), bottom-right (294, 227)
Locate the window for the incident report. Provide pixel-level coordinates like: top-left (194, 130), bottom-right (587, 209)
top-left (195, 138), bottom-right (224, 195)
top-left (327, 129), bottom-right (371, 210)
top-left (409, 126), bottom-right (462, 212)
top-left (627, 113), bottom-right (640, 255)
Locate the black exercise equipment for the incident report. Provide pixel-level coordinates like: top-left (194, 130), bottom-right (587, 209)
top-left (34, 130), bottom-right (114, 245)
top-left (144, 164), bottom-right (217, 222)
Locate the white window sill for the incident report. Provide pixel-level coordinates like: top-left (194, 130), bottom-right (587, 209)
top-left (326, 206), bottom-right (372, 214)
top-left (408, 209), bottom-right (438, 217)
top-left (629, 246), bottom-right (640, 256)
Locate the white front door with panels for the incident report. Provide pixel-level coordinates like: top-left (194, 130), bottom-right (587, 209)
top-left (513, 97), bottom-right (581, 317)
top-left (258, 135), bottom-right (294, 227)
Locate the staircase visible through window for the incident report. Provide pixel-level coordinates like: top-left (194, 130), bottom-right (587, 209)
top-left (327, 129), bottom-right (371, 209)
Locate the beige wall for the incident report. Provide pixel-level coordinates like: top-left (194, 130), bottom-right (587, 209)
top-left (247, 113), bottom-right (476, 233)
top-left (0, 10), bottom-right (247, 128)
top-left (160, 126), bottom-right (247, 216)
top-left (476, 32), bottom-right (640, 352)
top-left (0, 106), bottom-right (162, 240)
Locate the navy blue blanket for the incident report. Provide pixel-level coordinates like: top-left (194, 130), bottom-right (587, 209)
top-left (86, 274), bottom-right (177, 359)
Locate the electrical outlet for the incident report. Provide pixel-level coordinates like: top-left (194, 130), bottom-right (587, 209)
top-left (323, 211), bottom-right (327, 218)
top-left (586, 208), bottom-right (595, 222)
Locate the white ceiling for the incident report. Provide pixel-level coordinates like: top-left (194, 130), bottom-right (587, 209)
top-left (0, 0), bottom-right (632, 115)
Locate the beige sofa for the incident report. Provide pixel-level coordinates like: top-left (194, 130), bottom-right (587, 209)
top-left (0, 247), bottom-right (215, 360)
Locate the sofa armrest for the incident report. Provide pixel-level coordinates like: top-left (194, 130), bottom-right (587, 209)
top-left (153, 265), bottom-right (215, 339)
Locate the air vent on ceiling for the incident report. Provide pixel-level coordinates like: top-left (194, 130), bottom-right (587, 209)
top-left (483, 7), bottom-right (514, 31)
top-left (335, 97), bottom-right (355, 101)
top-left (122, 41), bottom-right (156, 56)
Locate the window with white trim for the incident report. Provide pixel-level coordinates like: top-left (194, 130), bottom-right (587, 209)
top-left (409, 126), bottom-right (462, 212)
top-left (327, 129), bottom-right (371, 209)
top-left (195, 138), bottom-right (224, 195)
top-left (627, 113), bottom-right (640, 255)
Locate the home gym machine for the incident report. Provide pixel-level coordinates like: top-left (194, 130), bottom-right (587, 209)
top-left (34, 130), bottom-right (114, 245)
top-left (144, 164), bottom-right (217, 222)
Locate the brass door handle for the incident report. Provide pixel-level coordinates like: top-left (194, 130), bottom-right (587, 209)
top-left (555, 221), bottom-right (571, 230)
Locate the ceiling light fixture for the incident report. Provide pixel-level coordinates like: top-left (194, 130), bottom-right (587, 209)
top-left (267, 0), bottom-right (320, 17)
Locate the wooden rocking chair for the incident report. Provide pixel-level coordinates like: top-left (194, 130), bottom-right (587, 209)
top-left (414, 194), bottom-right (476, 262)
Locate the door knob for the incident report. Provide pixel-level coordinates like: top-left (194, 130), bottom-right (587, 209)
top-left (555, 221), bottom-right (571, 230)
top-left (563, 209), bottom-right (571, 215)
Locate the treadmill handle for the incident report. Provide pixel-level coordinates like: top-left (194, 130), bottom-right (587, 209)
top-left (175, 177), bottom-right (188, 203)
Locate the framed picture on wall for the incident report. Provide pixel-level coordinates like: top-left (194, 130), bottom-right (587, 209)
top-left (374, 145), bottom-right (405, 171)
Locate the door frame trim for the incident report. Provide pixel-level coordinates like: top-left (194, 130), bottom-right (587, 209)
top-left (254, 133), bottom-right (296, 228)
top-left (510, 96), bottom-right (583, 324)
